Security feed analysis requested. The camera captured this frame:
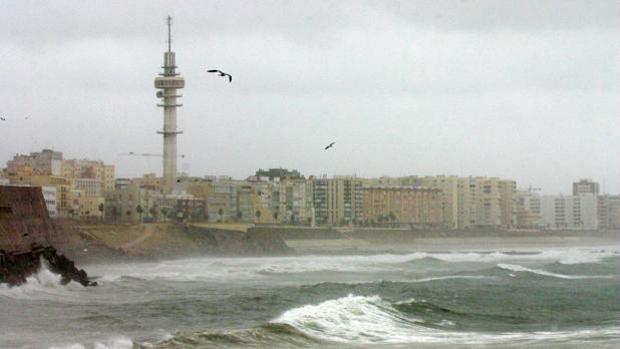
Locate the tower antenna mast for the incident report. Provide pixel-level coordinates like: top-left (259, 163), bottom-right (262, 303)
top-left (167, 15), bottom-right (172, 52)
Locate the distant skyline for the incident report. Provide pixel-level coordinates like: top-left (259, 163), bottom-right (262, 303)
top-left (0, 0), bottom-right (618, 195)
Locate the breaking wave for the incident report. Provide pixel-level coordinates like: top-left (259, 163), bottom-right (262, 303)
top-left (148, 294), bottom-right (620, 347)
top-left (85, 247), bottom-right (618, 284)
top-left (270, 294), bottom-right (619, 345)
top-left (0, 261), bottom-right (67, 300)
top-left (497, 264), bottom-right (613, 280)
top-left (48, 336), bottom-right (133, 349)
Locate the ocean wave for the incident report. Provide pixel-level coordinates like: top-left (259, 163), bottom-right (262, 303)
top-left (0, 261), bottom-right (76, 300)
top-left (497, 264), bottom-right (613, 280)
top-left (410, 275), bottom-right (491, 283)
top-left (85, 247), bottom-right (618, 283)
top-left (270, 294), bottom-right (619, 345)
top-left (405, 248), bottom-right (619, 265)
top-left (48, 336), bottom-right (133, 349)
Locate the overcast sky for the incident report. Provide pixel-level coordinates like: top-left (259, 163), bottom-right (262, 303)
top-left (0, 0), bottom-right (618, 194)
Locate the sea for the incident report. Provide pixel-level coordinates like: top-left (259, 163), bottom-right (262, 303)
top-left (1, 244), bottom-right (619, 349)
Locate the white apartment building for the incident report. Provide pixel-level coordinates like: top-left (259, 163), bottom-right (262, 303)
top-left (41, 185), bottom-right (57, 217)
top-left (538, 194), bottom-right (598, 230)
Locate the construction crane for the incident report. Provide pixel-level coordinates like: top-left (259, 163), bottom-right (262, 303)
top-left (119, 152), bottom-right (185, 158)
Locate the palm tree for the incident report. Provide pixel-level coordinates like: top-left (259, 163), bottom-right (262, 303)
top-left (111, 206), bottom-right (118, 223)
top-left (388, 212), bottom-right (397, 226)
top-left (136, 205), bottom-right (144, 223)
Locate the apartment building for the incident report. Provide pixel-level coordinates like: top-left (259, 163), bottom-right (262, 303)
top-left (597, 195), bottom-right (620, 230)
top-left (312, 176), bottom-right (363, 226)
top-left (538, 194), bottom-right (598, 230)
top-left (573, 179), bottom-right (599, 196)
top-left (361, 186), bottom-right (443, 226)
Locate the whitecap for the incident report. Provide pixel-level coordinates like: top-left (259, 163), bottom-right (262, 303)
top-left (48, 336), bottom-right (133, 349)
top-left (497, 263), bottom-right (613, 280)
top-left (271, 294), bottom-right (620, 345)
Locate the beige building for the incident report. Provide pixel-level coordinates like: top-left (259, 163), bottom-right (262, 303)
top-left (312, 176), bottom-right (363, 226)
top-left (363, 175), bottom-right (516, 229)
top-left (362, 186), bottom-right (443, 226)
top-left (455, 177), bottom-right (515, 229)
top-left (6, 149), bottom-right (62, 176)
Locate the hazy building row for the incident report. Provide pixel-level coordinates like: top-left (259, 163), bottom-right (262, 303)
top-left (515, 179), bottom-right (620, 230)
top-left (2, 151), bottom-right (617, 230)
top-left (2, 149), bottom-right (114, 218)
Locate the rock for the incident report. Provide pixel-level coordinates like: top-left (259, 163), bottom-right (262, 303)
top-left (0, 245), bottom-right (96, 287)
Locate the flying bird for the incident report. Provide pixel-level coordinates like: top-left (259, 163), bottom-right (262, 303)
top-left (0, 117), bottom-right (6, 121)
top-left (207, 69), bottom-right (232, 83)
top-left (324, 142), bottom-right (335, 150)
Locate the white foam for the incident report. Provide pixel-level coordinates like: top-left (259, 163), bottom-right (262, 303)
top-left (497, 264), bottom-right (613, 280)
top-left (85, 245), bottom-right (618, 284)
top-left (412, 275), bottom-right (490, 283)
top-left (49, 336), bottom-right (133, 349)
top-left (272, 294), bottom-right (620, 345)
top-left (0, 261), bottom-right (64, 300)
top-left (415, 247), bottom-right (619, 265)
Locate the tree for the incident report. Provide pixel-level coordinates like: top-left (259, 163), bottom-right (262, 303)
top-left (388, 212), bottom-right (397, 226)
top-left (149, 207), bottom-right (158, 220)
top-left (136, 205), bottom-right (144, 223)
top-left (98, 203), bottom-right (104, 221)
top-left (255, 209), bottom-right (261, 223)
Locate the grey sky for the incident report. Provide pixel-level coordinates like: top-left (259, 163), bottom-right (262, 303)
top-left (0, 0), bottom-right (618, 194)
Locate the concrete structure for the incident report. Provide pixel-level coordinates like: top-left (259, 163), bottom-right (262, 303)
top-left (362, 186), bottom-right (443, 226)
top-left (597, 195), bottom-right (620, 230)
top-left (155, 16), bottom-right (185, 194)
top-left (312, 176), bottom-right (363, 226)
top-left (538, 194), bottom-right (598, 230)
top-left (573, 179), bottom-right (599, 196)
top-left (0, 186), bottom-right (52, 253)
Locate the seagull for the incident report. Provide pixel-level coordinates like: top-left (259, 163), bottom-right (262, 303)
top-left (324, 142), bottom-right (335, 150)
top-left (207, 69), bottom-right (232, 83)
